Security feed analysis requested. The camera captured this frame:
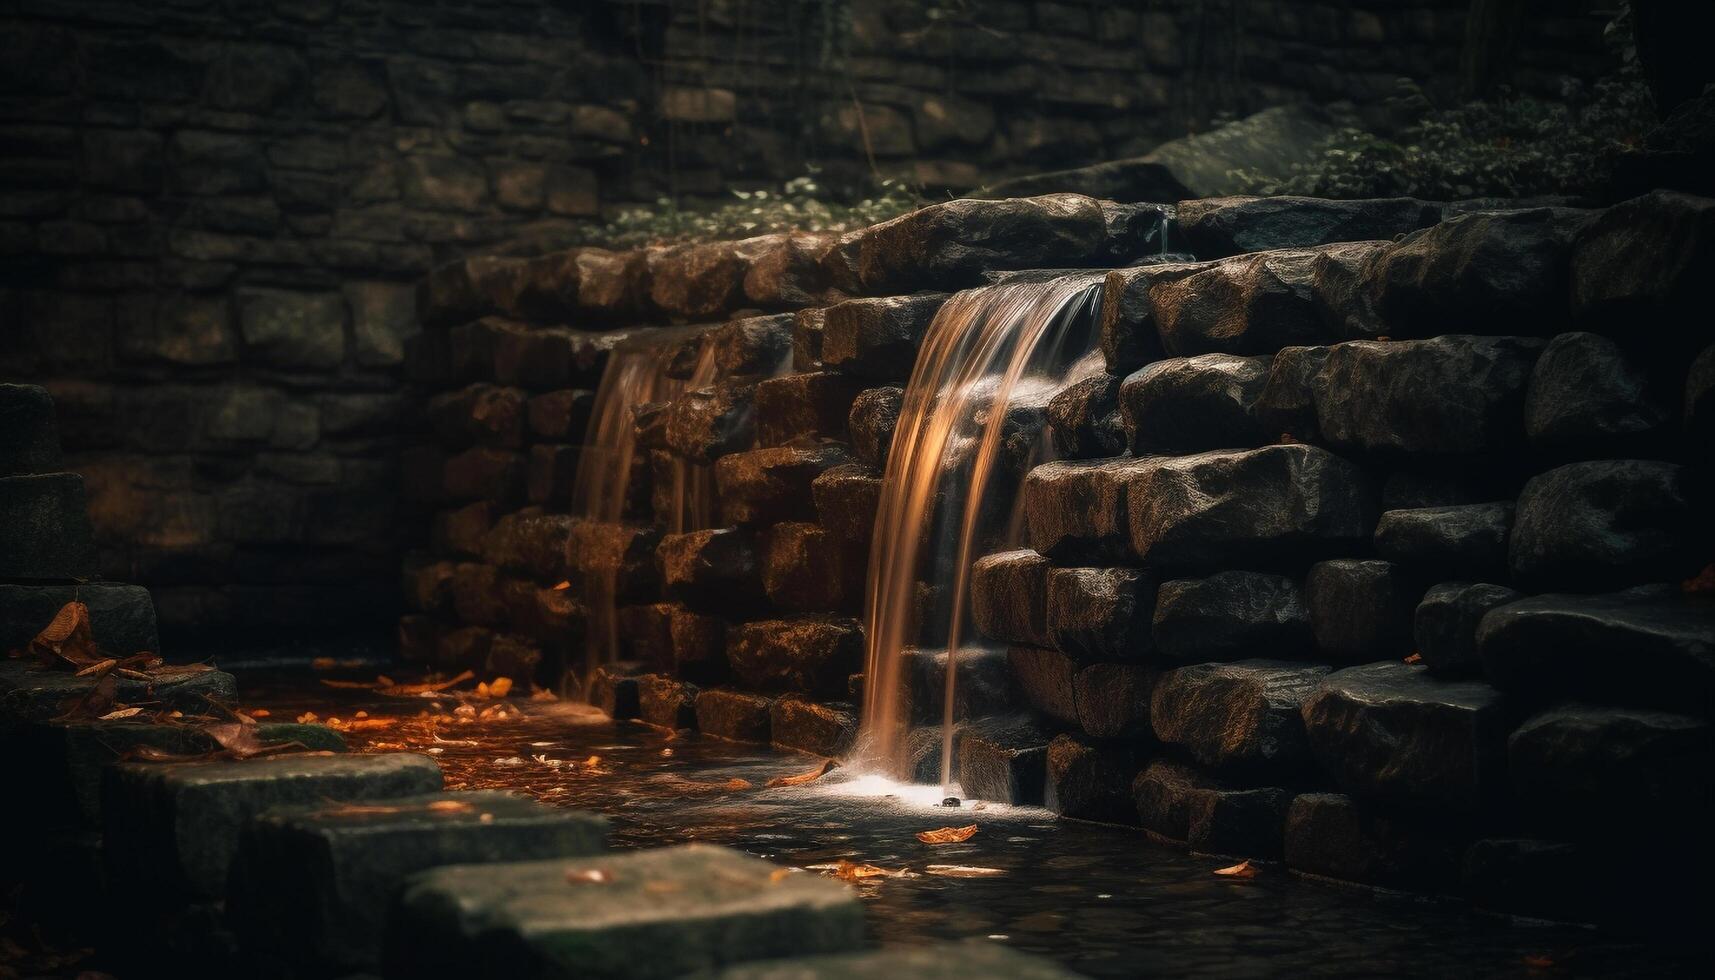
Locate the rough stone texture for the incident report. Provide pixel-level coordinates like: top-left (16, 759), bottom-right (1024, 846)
top-left (702, 941), bottom-right (1085, 980)
top-left (1119, 354), bottom-right (1270, 453)
top-left (1024, 446), bottom-right (1376, 567)
top-left (0, 384), bottom-right (62, 476)
top-left (566, 521), bottom-right (662, 604)
top-left (1151, 660), bottom-right (1328, 772)
top-left (1373, 503), bottom-right (1513, 578)
top-left (0, 660), bottom-right (236, 734)
top-left (1151, 571), bottom-right (1312, 663)
top-left (590, 665), bottom-right (641, 721)
top-left (702, 314), bottom-right (796, 379)
top-left (1007, 645), bottom-right (1081, 728)
top-left (1097, 260), bottom-right (1207, 374)
top-left (638, 674), bottom-right (700, 730)
top-left (969, 549), bottom-right (1051, 648)
top-left (658, 528), bottom-right (765, 610)
top-left (1507, 704), bottom-right (1711, 841)
top-left (819, 293), bottom-right (949, 381)
top-left (741, 232), bottom-right (836, 310)
top-left (1045, 566), bottom-right (1155, 664)
top-left (1477, 586), bottom-right (1715, 712)
top-left (1312, 336), bottom-right (1543, 456)
top-left (1569, 190), bottom-right (1715, 348)
top-left (1175, 196), bottom-right (1435, 259)
top-left (1072, 662), bottom-right (1154, 739)
top-left (1185, 785), bottom-right (1294, 859)
top-left (899, 646), bottom-right (1017, 727)
top-left (668, 606), bottom-right (729, 684)
top-left (1686, 344), bottom-right (1715, 455)
top-left (715, 445), bottom-right (850, 526)
top-left (726, 617), bottom-right (864, 697)
top-left (1301, 663), bottom-right (1508, 813)
top-left (0, 582), bottom-right (159, 658)
top-left (1132, 758), bottom-right (1223, 841)
top-left (1044, 734), bottom-right (1139, 824)
top-left (811, 464), bottom-right (882, 545)
top-left (1363, 208), bottom-right (1592, 339)
top-left (665, 382), bottom-right (758, 464)
top-left (1413, 582), bottom-right (1523, 676)
top-left (0, 473), bottom-right (98, 579)
top-left (1305, 559), bottom-right (1424, 663)
top-left (1046, 374), bottom-right (1125, 459)
top-left (694, 689), bottom-right (773, 743)
top-left (1284, 793), bottom-right (1463, 892)
top-left (1253, 345), bottom-right (1331, 442)
top-left (648, 241), bottom-right (749, 319)
top-left (229, 791), bottom-right (607, 972)
top-left (1509, 460), bottom-right (1702, 592)
top-left (768, 697), bottom-right (858, 757)
top-left (754, 372), bottom-right (861, 447)
top-left (1524, 332), bottom-right (1670, 452)
top-left (847, 386), bottom-right (903, 467)
top-left (102, 753), bottom-right (443, 898)
top-left (386, 845), bottom-right (865, 980)
top-left (1147, 249), bottom-right (1333, 356)
top-left (761, 522), bottom-right (861, 615)
top-left (957, 716), bottom-right (1049, 805)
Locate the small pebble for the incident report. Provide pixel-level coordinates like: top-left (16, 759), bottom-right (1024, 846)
top-left (942, 796), bottom-right (961, 807)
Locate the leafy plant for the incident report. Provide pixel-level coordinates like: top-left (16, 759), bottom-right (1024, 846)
top-left (583, 173), bottom-right (924, 248)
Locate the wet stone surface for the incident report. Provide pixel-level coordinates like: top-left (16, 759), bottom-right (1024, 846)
top-left (242, 681), bottom-right (1705, 979)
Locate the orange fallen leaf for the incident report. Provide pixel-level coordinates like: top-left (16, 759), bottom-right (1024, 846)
top-left (552, 580), bottom-right (571, 590)
top-left (768, 868), bottom-right (793, 883)
top-left (379, 670), bottom-right (475, 697)
top-left (311, 657), bottom-right (337, 670)
top-left (916, 824), bottom-right (978, 845)
top-left (249, 708), bottom-right (271, 718)
top-left (489, 676), bottom-right (513, 697)
top-left (28, 601), bottom-right (105, 669)
top-left (425, 799), bottom-right (474, 813)
top-left (565, 867), bottom-right (613, 885)
top-left (1403, 652), bottom-right (1423, 665)
top-left (817, 859), bottom-right (912, 883)
top-left (767, 758), bottom-right (836, 788)
top-left (99, 706), bottom-right (144, 720)
top-left (1213, 860), bottom-right (1256, 879)
top-left (925, 864), bottom-right (1005, 878)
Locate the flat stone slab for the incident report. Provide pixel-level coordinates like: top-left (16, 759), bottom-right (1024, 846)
top-left (0, 383), bottom-right (62, 476)
top-left (0, 582), bottom-right (160, 659)
top-left (103, 752), bottom-right (443, 898)
top-left (0, 659), bottom-right (236, 733)
top-left (230, 790), bottom-right (608, 972)
top-left (385, 843), bottom-right (865, 979)
top-left (0, 472), bottom-right (97, 579)
top-left (697, 940), bottom-right (1086, 979)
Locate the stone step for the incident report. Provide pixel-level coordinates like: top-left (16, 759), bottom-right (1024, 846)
top-left (0, 472), bottom-right (97, 580)
top-left (229, 790), bottom-right (608, 974)
top-left (0, 659), bottom-right (236, 735)
top-left (1150, 660), bottom-right (1328, 773)
top-left (0, 383), bottom-right (63, 476)
top-left (384, 843), bottom-right (865, 979)
top-left (0, 582), bottom-right (159, 659)
top-left (11, 718), bottom-right (343, 830)
top-left (102, 752), bottom-right (443, 898)
top-left (1046, 565), bottom-right (1155, 664)
top-left (697, 940), bottom-right (1087, 979)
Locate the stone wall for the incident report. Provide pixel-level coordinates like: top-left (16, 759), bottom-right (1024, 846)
top-left (405, 188), bottom-right (1714, 924)
top-left (0, 0), bottom-right (1619, 643)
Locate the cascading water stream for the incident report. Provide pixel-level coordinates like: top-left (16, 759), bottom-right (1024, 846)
top-left (857, 273), bottom-right (1106, 794)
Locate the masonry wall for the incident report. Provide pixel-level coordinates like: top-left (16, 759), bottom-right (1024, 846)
top-left (0, 0), bottom-right (1617, 643)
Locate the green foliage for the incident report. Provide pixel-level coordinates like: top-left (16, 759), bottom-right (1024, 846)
top-left (1232, 69), bottom-right (1658, 201)
top-left (583, 174), bottom-right (923, 248)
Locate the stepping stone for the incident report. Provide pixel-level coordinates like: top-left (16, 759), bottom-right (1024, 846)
top-left (0, 472), bottom-right (98, 579)
top-left (1150, 660), bottom-right (1328, 772)
top-left (229, 790), bottom-right (608, 973)
top-left (385, 843), bottom-right (865, 979)
top-left (0, 383), bottom-right (62, 476)
top-left (102, 752), bottom-right (442, 898)
top-left (0, 659), bottom-right (236, 734)
top-left (0, 582), bottom-right (160, 659)
top-left (699, 940), bottom-right (1087, 979)
top-left (13, 718), bottom-right (344, 829)
top-left (1477, 585), bottom-right (1715, 712)
top-left (1300, 662), bottom-right (1508, 815)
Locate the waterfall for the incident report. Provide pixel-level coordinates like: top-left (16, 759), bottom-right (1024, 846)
top-left (857, 273), bottom-right (1106, 793)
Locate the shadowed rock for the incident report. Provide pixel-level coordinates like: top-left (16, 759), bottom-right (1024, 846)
top-left (1570, 190), bottom-right (1715, 349)
top-left (761, 522), bottom-right (863, 614)
top-left (648, 241), bottom-right (750, 319)
top-left (1374, 504), bottom-right (1512, 578)
top-left (755, 372), bottom-right (862, 447)
top-left (694, 689), bottom-right (773, 743)
top-left (0, 583), bottom-right (159, 660)
top-left (1098, 260), bottom-right (1207, 374)
top-left (1046, 374), bottom-right (1125, 459)
top-left (1305, 559), bottom-right (1424, 664)
top-left (1148, 250), bottom-right (1336, 356)
top-left (768, 697), bottom-right (858, 757)
top-left (847, 386), bottom-right (904, 466)
top-left (1509, 460), bottom-right (1702, 592)
top-left (657, 527), bottom-right (764, 610)
top-left (703, 314), bottom-right (795, 378)
top-left (957, 715), bottom-right (1049, 805)
top-left (811, 463), bottom-right (882, 544)
top-left (1152, 571), bottom-right (1312, 663)
top-left (740, 232), bottom-right (836, 309)
top-left (1152, 660), bottom-right (1329, 772)
top-left (667, 605), bottom-right (728, 684)
top-left (1284, 792), bottom-right (1464, 892)
top-left (1120, 353), bottom-right (1269, 453)
top-left (1253, 345), bottom-right (1330, 443)
top-left (1044, 733), bottom-right (1140, 824)
top-left (1525, 332), bottom-right (1670, 452)
top-left (1073, 662), bottom-right (1154, 739)
top-left (1046, 566), bottom-right (1155, 663)
top-left (714, 444), bottom-right (850, 525)
top-left (1176, 196), bottom-right (1435, 259)
top-left (0, 473), bottom-right (97, 580)
top-left (819, 293), bottom-right (949, 381)
top-left (0, 384), bottom-right (62, 477)
top-left (1006, 645), bottom-right (1080, 728)
top-left (637, 673), bottom-right (699, 730)
top-left (970, 549), bottom-right (1051, 648)
top-left (665, 381), bottom-right (758, 464)
top-left (726, 617), bottom-right (863, 696)
top-left (1301, 662), bottom-right (1508, 814)
top-left (1413, 582), bottom-right (1522, 677)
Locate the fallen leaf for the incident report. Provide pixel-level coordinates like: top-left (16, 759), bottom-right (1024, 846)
top-left (75, 658), bottom-right (116, 677)
top-left (552, 580), bottom-right (571, 590)
top-left (815, 859), bottom-right (914, 883)
top-left (425, 799), bottom-right (474, 813)
top-left (925, 865), bottom-right (1006, 878)
top-left (29, 601), bottom-right (105, 669)
top-left (248, 708), bottom-right (271, 718)
top-left (54, 673), bottom-right (119, 721)
top-left (99, 707), bottom-right (145, 720)
top-left (767, 758), bottom-right (837, 788)
top-left (529, 686), bottom-right (559, 702)
top-left (1403, 652), bottom-right (1423, 665)
top-left (769, 868), bottom-right (793, 883)
top-left (1213, 860), bottom-right (1256, 879)
top-left (565, 867), bottom-right (613, 885)
top-left (489, 676), bottom-right (513, 697)
top-left (311, 657), bottom-right (337, 670)
top-left (916, 824), bottom-right (978, 845)
top-left (378, 670), bottom-right (475, 697)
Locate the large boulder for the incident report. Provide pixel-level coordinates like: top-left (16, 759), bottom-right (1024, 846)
top-left (969, 550), bottom-right (1051, 648)
top-left (725, 617), bottom-right (863, 696)
top-left (1175, 196), bottom-right (1435, 259)
top-left (1006, 645), bottom-right (1080, 727)
top-left (1301, 662), bottom-right (1509, 814)
top-left (1253, 345), bottom-right (1331, 443)
top-left (1524, 332), bottom-right (1670, 453)
top-left (1477, 585), bottom-right (1715, 712)
top-left (1118, 354), bottom-right (1269, 453)
top-left (1046, 374), bottom-right (1125, 460)
top-left (1363, 208), bottom-right (1593, 339)
top-left (818, 293), bottom-right (949, 381)
top-left (1072, 662), bottom-right (1154, 739)
top-left (1151, 660), bottom-right (1328, 772)
top-left (1509, 460), bottom-right (1702, 592)
top-left (1373, 503), bottom-right (1513, 579)
top-left (1413, 582), bottom-right (1523, 677)
top-left (1043, 734), bottom-right (1140, 824)
top-left (1150, 571), bottom-right (1312, 663)
top-left (1147, 250), bottom-right (1335, 356)
top-left (1305, 559), bottom-right (1425, 664)
top-left (1569, 190), bottom-right (1715, 351)
top-left (1045, 567), bottom-right (1155, 663)
top-left (1312, 336), bottom-right (1543, 456)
